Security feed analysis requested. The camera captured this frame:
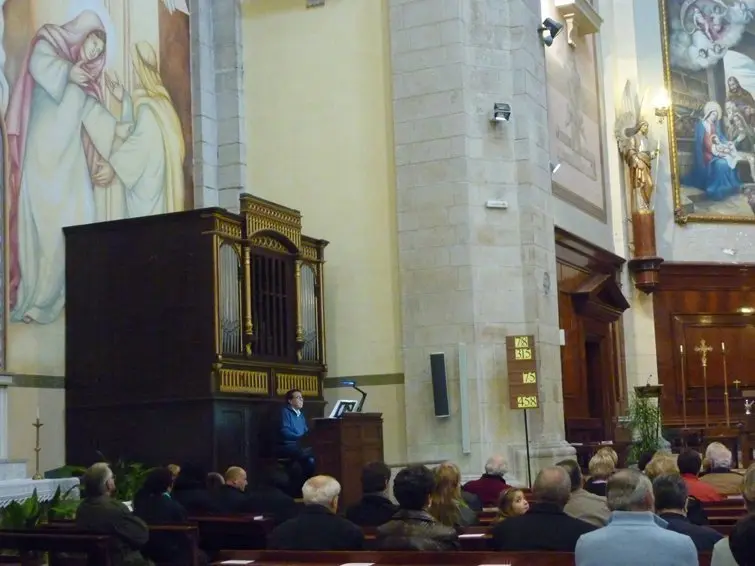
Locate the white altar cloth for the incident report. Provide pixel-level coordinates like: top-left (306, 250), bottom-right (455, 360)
top-left (0, 478), bottom-right (79, 507)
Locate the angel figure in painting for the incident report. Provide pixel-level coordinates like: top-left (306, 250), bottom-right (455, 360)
top-left (615, 81), bottom-right (659, 213)
top-left (92, 41), bottom-right (185, 218)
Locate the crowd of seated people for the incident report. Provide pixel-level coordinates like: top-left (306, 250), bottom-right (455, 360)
top-left (65, 442), bottom-right (755, 566)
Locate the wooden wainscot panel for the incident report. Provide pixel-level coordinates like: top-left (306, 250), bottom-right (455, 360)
top-left (654, 262), bottom-right (755, 426)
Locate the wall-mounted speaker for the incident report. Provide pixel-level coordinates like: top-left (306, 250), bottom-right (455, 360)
top-left (430, 353), bottom-right (450, 418)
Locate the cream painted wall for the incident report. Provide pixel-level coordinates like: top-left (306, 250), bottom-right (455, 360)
top-left (324, 384), bottom-right (406, 465)
top-left (8, 387), bottom-right (65, 472)
top-left (241, 0), bottom-right (405, 461)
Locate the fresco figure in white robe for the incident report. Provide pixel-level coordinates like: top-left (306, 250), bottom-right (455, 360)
top-left (6, 11), bottom-right (127, 324)
top-left (93, 41), bottom-right (185, 217)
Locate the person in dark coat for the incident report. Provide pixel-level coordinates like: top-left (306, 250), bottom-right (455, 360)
top-left (491, 466), bottom-right (596, 552)
top-left (462, 455), bottom-right (510, 507)
top-left (75, 463), bottom-right (152, 566)
top-left (133, 467), bottom-right (201, 564)
top-left (267, 475), bottom-right (363, 550)
top-left (376, 465), bottom-right (460, 551)
top-left (213, 467), bottom-right (250, 513)
top-left (172, 463), bottom-right (222, 515)
top-left (345, 462), bottom-right (399, 527)
top-left (653, 474), bottom-right (722, 551)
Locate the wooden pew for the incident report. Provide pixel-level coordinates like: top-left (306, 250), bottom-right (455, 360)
top-left (188, 515), bottom-right (273, 556)
top-left (44, 521), bottom-right (200, 566)
top-left (0, 530), bottom-right (112, 566)
top-left (213, 550), bottom-right (713, 566)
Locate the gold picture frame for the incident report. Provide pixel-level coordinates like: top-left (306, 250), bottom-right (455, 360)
top-left (659, 0), bottom-right (755, 224)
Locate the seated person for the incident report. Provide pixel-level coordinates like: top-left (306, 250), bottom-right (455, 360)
top-left (712, 464), bottom-right (755, 566)
top-left (171, 463), bottom-right (222, 515)
top-left (206, 472), bottom-right (224, 491)
top-left (678, 449), bottom-right (723, 502)
top-left (428, 462), bottom-right (478, 528)
top-left (345, 461), bottom-right (399, 526)
top-left (557, 459), bottom-right (610, 527)
top-left (700, 442), bottom-right (743, 496)
top-left (730, 513), bottom-right (755, 566)
top-left (213, 466), bottom-right (250, 513)
top-left (267, 475), bottom-right (363, 550)
top-left (76, 462), bottom-right (153, 566)
top-left (491, 466), bottom-right (596, 552)
top-left (462, 455), bottom-right (509, 507)
top-left (377, 465), bottom-right (460, 550)
top-left (645, 452), bottom-right (679, 481)
top-left (133, 468), bottom-right (200, 565)
top-left (277, 388), bottom-right (315, 479)
top-left (492, 487), bottom-right (529, 523)
top-left (245, 469), bottom-right (300, 525)
top-left (584, 452), bottom-right (614, 497)
top-left (652, 474), bottom-right (722, 551)
top-left (575, 469), bottom-right (698, 566)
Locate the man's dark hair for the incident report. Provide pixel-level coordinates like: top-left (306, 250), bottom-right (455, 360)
top-left (677, 449), bottom-right (702, 476)
top-left (731, 514), bottom-right (755, 566)
top-left (638, 450), bottom-right (655, 472)
top-left (141, 467), bottom-right (174, 495)
top-left (393, 465), bottom-right (435, 511)
top-left (285, 389), bottom-right (302, 401)
top-left (362, 461), bottom-right (391, 493)
top-left (652, 474), bottom-right (688, 512)
top-left (556, 459), bottom-right (582, 492)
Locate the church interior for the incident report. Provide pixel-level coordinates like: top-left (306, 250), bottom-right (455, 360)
top-left (1, 0), bottom-right (755, 563)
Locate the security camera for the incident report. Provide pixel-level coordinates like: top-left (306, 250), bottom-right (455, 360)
top-left (491, 102), bottom-right (512, 123)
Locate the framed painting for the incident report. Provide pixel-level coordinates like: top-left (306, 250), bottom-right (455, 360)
top-left (660, 0), bottom-right (755, 224)
top-left (545, 26), bottom-right (608, 222)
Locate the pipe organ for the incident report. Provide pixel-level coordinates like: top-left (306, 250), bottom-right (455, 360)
top-left (64, 195), bottom-right (328, 473)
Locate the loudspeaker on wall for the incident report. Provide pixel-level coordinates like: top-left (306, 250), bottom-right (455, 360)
top-left (429, 352), bottom-right (450, 418)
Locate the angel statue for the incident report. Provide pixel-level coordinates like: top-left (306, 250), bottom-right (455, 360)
top-left (746, 399), bottom-right (754, 415)
top-left (615, 80), bottom-right (660, 213)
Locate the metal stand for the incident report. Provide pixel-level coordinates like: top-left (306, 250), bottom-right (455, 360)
top-left (523, 409), bottom-right (532, 488)
top-left (32, 418), bottom-right (43, 480)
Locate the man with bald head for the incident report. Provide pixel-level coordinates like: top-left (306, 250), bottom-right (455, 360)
top-left (491, 466), bottom-right (596, 551)
top-left (462, 454), bottom-right (510, 506)
top-left (213, 466), bottom-right (250, 513)
top-left (268, 475), bottom-right (364, 550)
top-left (575, 469), bottom-right (698, 566)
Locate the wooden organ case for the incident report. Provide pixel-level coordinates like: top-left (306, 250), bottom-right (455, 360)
top-left (64, 195), bottom-right (328, 473)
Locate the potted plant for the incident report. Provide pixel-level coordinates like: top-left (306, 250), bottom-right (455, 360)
top-left (627, 392), bottom-right (663, 464)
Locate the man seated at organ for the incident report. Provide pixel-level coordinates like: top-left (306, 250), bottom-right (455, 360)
top-left (277, 388), bottom-right (316, 479)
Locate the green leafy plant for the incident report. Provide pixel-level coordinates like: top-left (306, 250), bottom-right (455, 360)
top-left (49, 485), bottom-right (81, 520)
top-left (95, 453), bottom-right (152, 502)
top-left (627, 393), bottom-right (662, 463)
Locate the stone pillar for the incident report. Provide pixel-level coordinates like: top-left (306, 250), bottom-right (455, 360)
top-left (190, 0), bottom-right (248, 211)
top-left (389, 0), bottom-right (573, 482)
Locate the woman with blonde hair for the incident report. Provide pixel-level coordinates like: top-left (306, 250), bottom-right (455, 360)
top-left (644, 452), bottom-right (679, 481)
top-left (596, 446), bottom-right (618, 467)
top-left (428, 462), bottom-right (478, 528)
top-left (584, 451), bottom-right (615, 496)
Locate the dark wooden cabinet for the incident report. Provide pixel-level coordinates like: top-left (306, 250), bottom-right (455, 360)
top-left (310, 413), bottom-right (384, 508)
top-left (64, 195), bottom-right (328, 476)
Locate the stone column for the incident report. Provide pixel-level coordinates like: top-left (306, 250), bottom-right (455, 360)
top-left (389, 0), bottom-right (573, 482)
top-left (190, 0), bottom-right (248, 211)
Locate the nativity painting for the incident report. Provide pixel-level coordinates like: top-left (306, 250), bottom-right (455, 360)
top-left (661, 0), bottom-right (755, 223)
top-left (0, 0), bottom-right (193, 375)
